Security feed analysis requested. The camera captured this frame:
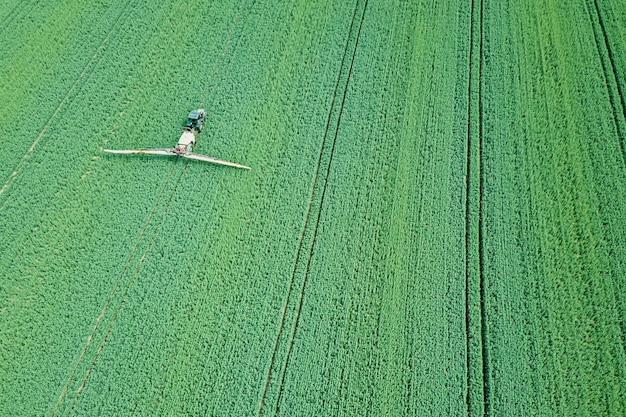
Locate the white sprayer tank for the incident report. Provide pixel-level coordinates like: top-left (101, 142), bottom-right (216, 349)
top-left (176, 131), bottom-right (196, 152)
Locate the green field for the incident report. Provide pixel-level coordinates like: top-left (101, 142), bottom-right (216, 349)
top-left (1, 0), bottom-right (625, 415)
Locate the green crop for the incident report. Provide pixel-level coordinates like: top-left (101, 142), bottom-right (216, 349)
top-left (0, 0), bottom-right (624, 415)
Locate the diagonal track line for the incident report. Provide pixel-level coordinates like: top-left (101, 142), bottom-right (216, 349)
top-left (273, 3), bottom-right (367, 412)
top-left (477, 0), bottom-right (489, 415)
top-left (0, 0), bottom-right (141, 206)
top-left (586, 0), bottom-right (626, 169)
top-left (198, 0), bottom-right (255, 109)
top-left (465, 0), bottom-right (487, 415)
top-left (464, 0), bottom-right (476, 414)
top-left (0, 0), bottom-right (32, 37)
top-left (51, 1), bottom-right (255, 413)
top-left (50, 161), bottom-right (178, 417)
top-left (64, 162), bottom-right (189, 417)
top-left (256, 1), bottom-right (368, 415)
top-left (584, 0), bottom-right (626, 359)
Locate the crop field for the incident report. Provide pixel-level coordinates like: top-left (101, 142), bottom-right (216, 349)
top-left (0, 0), bottom-right (625, 415)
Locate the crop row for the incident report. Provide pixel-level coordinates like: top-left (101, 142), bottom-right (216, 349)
top-left (1, 0), bottom-right (255, 414)
top-left (1, 0), bottom-right (625, 415)
top-left (480, 0), bottom-right (626, 414)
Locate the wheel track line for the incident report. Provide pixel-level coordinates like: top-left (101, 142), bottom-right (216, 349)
top-left (586, 0), bottom-right (626, 168)
top-left (64, 163), bottom-right (189, 416)
top-left (0, 0), bottom-right (141, 205)
top-left (477, 0), bottom-right (489, 415)
top-left (465, 0), bottom-right (487, 415)
top-left (52, 1), bottom-right (253, 411)
top-left (50, 162), bottom-right (178, 417)
top-left (254, 1), bottom-right (358, 411)
top-left (584, 0), bottom-right (626, 358)
top-left (273, 5), bottom-right (367, 411)
top-left (256, 1), bottom-right (367, 415)
top-left (198, 0), bottom-right (255, 109)
top-left (0, 0), bottom-right (32, 37)
top-left (464, 0), bottom-right (476, 414)
top-left (200, 1), bottom-right (256, 116)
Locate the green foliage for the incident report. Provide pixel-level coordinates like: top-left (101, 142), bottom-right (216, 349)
top-left (0, 0), bottom-right (624, 416)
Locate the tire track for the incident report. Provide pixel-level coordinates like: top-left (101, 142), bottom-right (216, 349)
top-left (51, 2), bottom-right (254, 412)
top-left (64, 163), bottom-right (189, 417)
top-left (0, 0), bottom-right (141, 206)
top-left (477, 0), bottom-right (489, 414)
top-left (464, 0), bottom-right (476, 413)
top-left (465, 0), bottom-right (487, 415)
top-left (198, 0), bottom-right (255, 110)
top-left (584, 0), bottom-right (626, 359)
top-left (257, 1), bottom-right (368, 415)
top-left (0, 0), bottom-right (32, 37)
top-left (586, 0), bottom-right (626, 168)
top-left (50, 161), bottom-right (180, 417)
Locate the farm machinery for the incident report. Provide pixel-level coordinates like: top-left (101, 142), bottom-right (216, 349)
top-left (104, 109), bottom-right (250, 169)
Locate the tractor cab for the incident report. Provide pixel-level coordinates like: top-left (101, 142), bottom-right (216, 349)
top-left (184, 108), bottom-right (206, 132)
